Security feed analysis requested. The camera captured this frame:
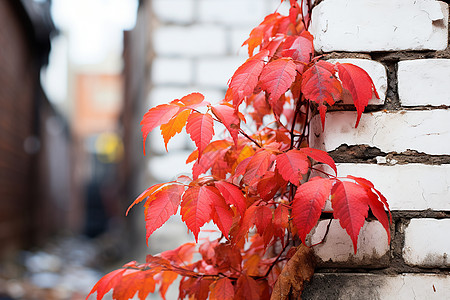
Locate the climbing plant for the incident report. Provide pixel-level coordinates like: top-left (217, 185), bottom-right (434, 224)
top-left (88, 1), bottom-right (391, 299)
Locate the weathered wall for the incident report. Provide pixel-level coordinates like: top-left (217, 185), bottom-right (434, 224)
top-left (143, 0), bottom-right (450, 298)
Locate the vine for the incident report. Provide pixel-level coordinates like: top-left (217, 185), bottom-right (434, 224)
top-left (88, 1), bottom-right (391, 299)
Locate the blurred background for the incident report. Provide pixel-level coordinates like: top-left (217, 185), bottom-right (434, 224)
top-left (0, 0), bottom-right (285, 299)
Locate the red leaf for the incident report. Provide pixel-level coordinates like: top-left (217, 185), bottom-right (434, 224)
top-left (215, 181), bottom-right (246, 217)
top-left (299, 147), bottom-right (337, 175)
top-left (276, 150), bottom-right (310, 186)
top-left (336, 63), bottom-right (378, 127)
top-left (301, 61), bottom-right (342, 129)
top-left (211, 104), bottom-right (240, 146)
top-left (160, 109), bottom-right (191, 151)
top-left (113, 269), bottom-right (157, 300)
top-left (175, 92), bottom-right (206, 108)
top-left (255, 205), bottom-right (273, 236)
top-left (259, 58), bottom-right (297, 109)
top-left (257, 171), bottom-right (286, 201)
top-left (235, 274), bottom-right (261, 299)
top-left (126, 182), bottom-right (166, 216)
top-left (186, 112), bottom-right (214, 157)
top-left (141, 104), bottom-right (180, 155)
top-left (160, 242), bottom-right (196, 265)
top-left (181, 186), bottom-right (218, 241)
top-left (243, 149), bottom-right (274, 185)
top-left (209, 187), bottom-right (234, 237)
top-left (145, 184), bottom-right (185, 241)
top-left (281, 31), bottom-right (314, 67)
top-left (292, 177), bottom-right (332, 244)
top-left (243, 13), bottom-right (282, 56)
top-left (87, 268), bottom-right (126, 300)
top-left (331, 180), bottom-right (370, 253)
top-left (229, 50), bottom-right (269, 108)
top-left (210, 278), bottom-right (234, 300)
top-left (158, 271), bottom-right (178, 300)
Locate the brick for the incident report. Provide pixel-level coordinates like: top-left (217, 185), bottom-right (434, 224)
top-left (153, 26), bottom-right (227, 57)
top-left (334, 164), bottom-right (450, 211)
top-left (310, 0), bottom-right (449, 52)
top-left (403, 218), bottom-right (450, 267)
top-left (302, 273), bottom-right (450, 300)
top-left (152, 58), bottom-right (192, 85)
top-left (230, 28), bottom-right (251, 57)
top-left (309, 220), bottom-right (389, 267)
top-left (398, 59), bottom-right (450, 107)
top-left (148, 151), bottom-right (194, 182)
top-left (195, 57), bottom-right (244, 88)
top-left (198, 0), bottom-right (267, 26)
top-left (328, 59), bottom-right (387, 105)
top-left (311, 110), bottom-right (450, 155)
top-left (152, 0), bottom-right (194, 24)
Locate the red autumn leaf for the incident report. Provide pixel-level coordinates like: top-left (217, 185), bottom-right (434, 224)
top-left (229, 50), bottom-right (269, 108)
top-left (232, 204), bottom-right (258, 244)
top-left (292, 177), bottom-right (333, 244)
top-left (281, 31), bottom-right (314, 67)
top-left (145, 184), bottom-right (185, 241)
top-left (331, 180), bottom-right (370, 253)
top-left (186, 112), bottom-right (214, 157)
top-left (141, 104), bottom-right (180, 155)
top-left (276, 149), bottom-right (310, 186)
top-left (346, 176), bottom-right (391, 241)
top-left (160, 242), bottom-right (196, 265)
top-left (235, 274), bottom-right (261, 300)
top-left (158, 271), bottom-right (178, 300)
top-left (209, 187), bottom-right (234, 237)
top-left (301, 60), bottom-right (342, 128)
top-left (259, 58), bottom-right (297, 109)
top-left (181, 186), bottom-right (218, 241)
top-left (262, 33), bottom-right (286, 57)
top-left (257, 171), bottom-right (286, 201)
top-left (210, 278), bottom-right (234, 300)
top-left (215, 181), bottom-right (246, 217)
top-left (160, 109), bottom-right (191, 151)
top-left (87, 268), bottom-right (127, 300)
top-left (288, 0), bottom-right (301, 24)
top-left (126, 182), bottom-right (166, 216)
top-left (299, 147), bottom-right (337, 175)
top-left (255, 205), bottom-right (273, 236)
top-left (243, 13), bottom-right (282, 56)
top-left (336, 63), bottom-right (379, 127)
top-left (174, 92), bottom-right (207, 108)
top-left (243, 149), bottom-right (274, 185)
top-left (113, 269), bottom-right (158, 300)
top-left (211, 104), bottom-right (240, 145)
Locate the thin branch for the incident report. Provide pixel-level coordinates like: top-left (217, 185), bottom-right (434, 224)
top-left (310, 218), bottom-right (332, 247)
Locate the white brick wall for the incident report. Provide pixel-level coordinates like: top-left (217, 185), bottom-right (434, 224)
top-left (403, 219), bottom-right (450, 267)
top-left (311, 0), bottom-right (449, 52)
top-left (312, 110), bottom-right (450, 155)
top-left (398, 59), bottom-right (450, 106)
top-left (308, 220), bottom-right (389, 266)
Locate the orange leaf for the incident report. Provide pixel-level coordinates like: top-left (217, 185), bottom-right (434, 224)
top-left (186, 112), bottom-right (214, 157)
top-left (126, 182), bottom-right (166, 216)
top-left (87, 268), bottom-right (126, 300)
top-left (235, 274), bottom-right (260, 300)
top-left (160, 109), bottom-right (191, 151)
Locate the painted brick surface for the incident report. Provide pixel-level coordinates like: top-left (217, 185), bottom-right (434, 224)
top-left (335, 164), bottom-right (450, 211)
top-left (398, 59), bottom-right (450, 107)
top-left (312, 110), bottom-right (450, 155)
top-left (328, 58), bottom-right (387, 105)
top-left (195, 57), bottom-right (243, 88)
top-left (311, 0), bottom-right (449, 52)
top-left (403, 218), bottom-right (450, 267)
top-left (198, 0), bottom-right (269, 26)
top-left (152, 58), bottom-right (192, 85)
top-left (152, 0), bottom-right (195, 24)
top-left (303, 273), bottom-right (450, 300)
top-left (308, 220), bottom-right (389, 267)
